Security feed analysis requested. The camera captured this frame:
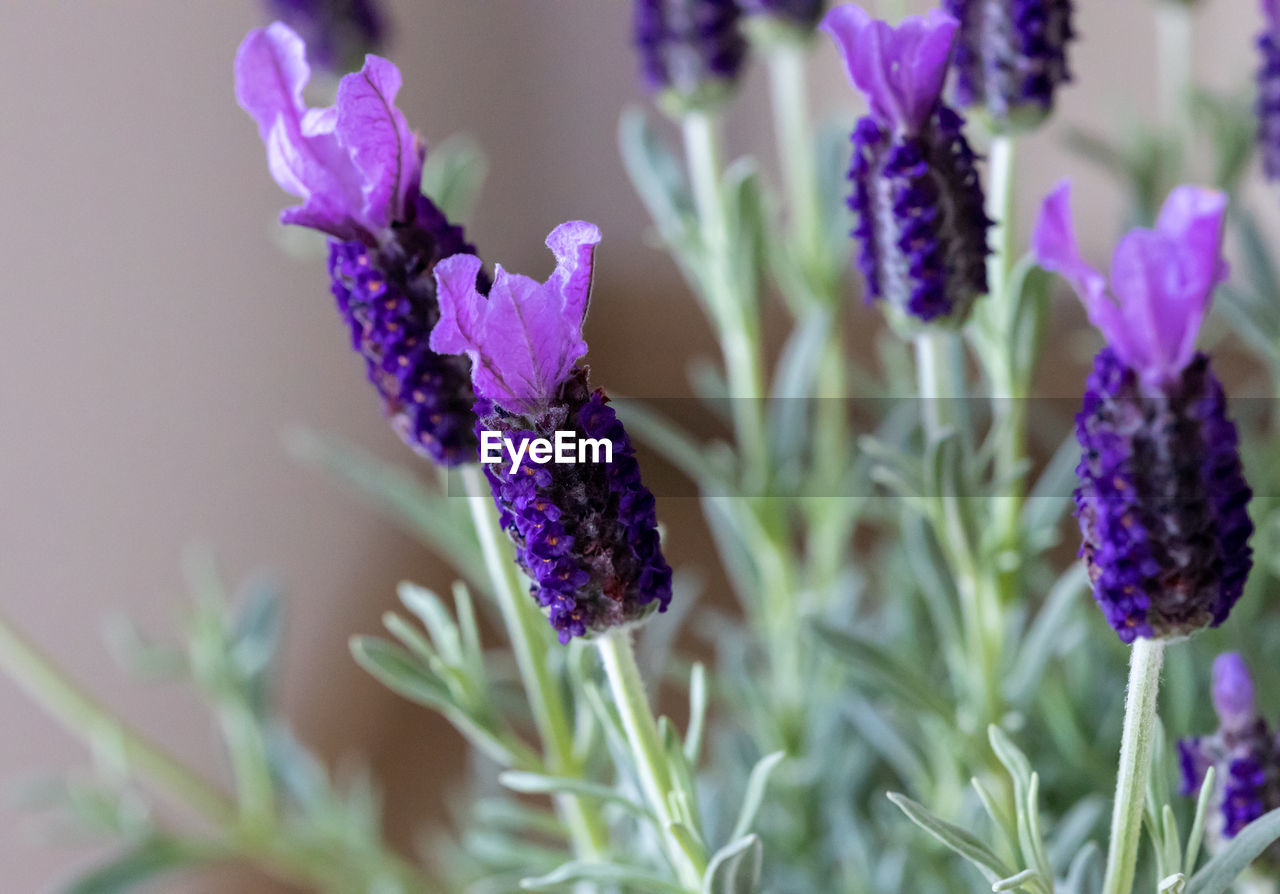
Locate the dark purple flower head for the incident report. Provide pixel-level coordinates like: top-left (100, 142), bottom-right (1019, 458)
top-left (943, 0), bottom-right (1074, 131)
top-left (634, 0), bottom-right (748, 110)
top-left (431, 224), bottom-right (674, 643)
top-left (1258, 0), bottom-right (1280, 180)
top-left (235, 22), bottom-right (421, 242)
top-left (1036, 184), bottom-right (1253, 642)
top-left (824, 5), bottom-right (991, 324)
top-left (328, 194), bottom-right (485, 465)
top-left (1179, 654), bottom-right (1280, 849)
top-left (263, 0), bottom-right (386, 74)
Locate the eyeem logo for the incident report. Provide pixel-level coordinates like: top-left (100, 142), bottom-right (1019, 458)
top-left (480, 431), bottom-right (614, 474)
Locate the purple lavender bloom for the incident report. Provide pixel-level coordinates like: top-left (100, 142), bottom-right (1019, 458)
top-left (738, 0), bottom-right (825, 30)
top-left (1034, 182), bottom-right (1253, 642)
top-left (823, 6), bottom-right (991, 324)
top-left (236, 24), bottom-right (482, 465)
top-left (1258, 0), bottom-right (1280, 180)
top-left (634, 0), bottom-right (748, 108)
top-left (431, 223), bottom-right (674, 643)
top-left (263, 0), bottom-right (386, 75)
top-left (943, 0), bottom-right (1074, 131)
top-left (1178, 654), bottom-right (1280, 847)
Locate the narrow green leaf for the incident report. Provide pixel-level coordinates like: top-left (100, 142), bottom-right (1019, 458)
top-left (1185, 766), bottom-right (1216, 876)
top-left (520, 860), bottom-right (687, 893)
top-left (730, 751), bottom-right (786, 841)
top-left (419, 133), bottom-right (488, 224)
top-left (498, 771), bottom-right (654, 820)
top-left (1186, 807), bottom-right (1280, 894)
top-left (813, 623), bottom-right (953, 719)
top-left (60, 838), bottom-right (191, 894)
top-left (887, 792), bottom-right (1013, 884)
top-left (701, 834), bottom-right (763, 894)
top-left (1062, 841), bottom-right (1102, 894)
top-left (684, 662), bottom-right (708, 764)
top-left (992, 868), bottom-right (1043, 892)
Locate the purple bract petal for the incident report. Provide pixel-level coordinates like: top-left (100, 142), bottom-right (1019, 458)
top-left (235, 22), bottom-right (422, 241)
top-left (1033, 180), bottom-right (1227, 387)
top-left (1213, 652), bottom-right (1258, 732)
top-left (822, 5), bottom-right (958, 133)
top-left (431, 221), bottom-right (602, 413)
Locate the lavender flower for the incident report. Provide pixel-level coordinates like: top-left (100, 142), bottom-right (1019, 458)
top-left (943, 0), bottom-right (1074, 131)
top-left (1179, 654), bottom-right (1280, 848)
top-left (634, 0), bottom-right (749, 109)
top-left (823, 6), bottom-right (991, 324)
top-left (1034, 182), bottom-right (1253, 642)
top-left (236, 23), bottom-right (480, 465)
top-left (430, 223), bottom-right (674, 642)
top-left (263, 0), bottom-right (386, 75)
top-left (1258, 0), bottom-right (1280, 180)
top-left (738, 0), bottom-right (825, 31)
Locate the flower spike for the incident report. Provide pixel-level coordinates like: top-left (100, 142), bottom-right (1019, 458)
top-left (431, 224), bottom-right (674, 643)
top-left (1035, 182), bottom-right (1252, 642)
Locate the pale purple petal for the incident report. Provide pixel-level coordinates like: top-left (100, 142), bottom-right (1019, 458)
top-left (235, 22), bottom-right (422, 241)
top-left (1152, 185), bottom-right (1229, 368)
top-left (1265, 0), bottom-right (1280, 29)
top-left (822, 5), bottom-right (956, 132)
top-left (335, 55), bottom-right (424, 231)
top-left (235, 23), bottom-right (365, 239)
top-left (1032, 181), bottom-right (1142, 364)
top-left (1212, 652), bottom-right (1256, 732)
top-left (430, 222), bottom-right (602, 413)
top-left (1107, 185), bottom-right (1228, 383)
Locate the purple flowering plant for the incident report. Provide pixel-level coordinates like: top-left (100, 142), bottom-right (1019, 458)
top-left (17, 3), bottom-right (1280, 894)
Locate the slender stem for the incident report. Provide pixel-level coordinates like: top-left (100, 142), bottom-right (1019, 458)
top-left (461, 466), bottom-right (609, 858)
top-left (915, 332), bottom-right (1002, 725)
top-left (767, 42), bottom-right (821, 286)
top-left (1101, 638), bottom-right (1166, 894)
top-left (681, 109), bottom-right (767, 488)
top-left (0, 611), bottom-right (236, 824)
top-left (597, 628), bottom-right (705, 888)
top-left (1155, 1), bottom-right (1194, 147)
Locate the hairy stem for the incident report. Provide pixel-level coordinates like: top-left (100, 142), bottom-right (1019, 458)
top-left (682, 108), bottom-right (767, 489)
top-left (597, 628), bottom-right (705, 888)
top-left (462, 465), bottom-right (609, 859)
top-left (1101, 638), bottom-right (1166, 894)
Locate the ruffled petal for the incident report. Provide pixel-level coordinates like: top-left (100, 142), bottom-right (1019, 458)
top-left (335, 55), bottom-right (424, 231)
top-left (431, 222), bottom-right (602, 413)
top-left (822, 5), bottom-right (956, 132)
top-left (1032, 181), bottom-right (1143, 365)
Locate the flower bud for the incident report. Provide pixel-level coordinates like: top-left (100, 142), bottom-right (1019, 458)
top-left (633, 0), bottom-right (749, 112)
top-left (943, 0), bottom-right (1074, 132)
top-left (1035, 183), bottom-right (1254, 642)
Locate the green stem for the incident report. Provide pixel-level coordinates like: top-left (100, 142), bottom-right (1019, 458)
top-left (914, 332), bottom-right (1002, 726)
top-left (1155, 1), bottom-right (1194, 146)
top-left (0, 611), bottom-right (236, 825)
top-left (1101, 638), bottom-right (1166, 894)
top-left (682, 109), bottom-right (768, 488)
top-left (766, 42), bottom-right (821, 288)
top-left (597, 629), bottom-right (705, 888)
top-left (462, 466), bottom-right (609, 859)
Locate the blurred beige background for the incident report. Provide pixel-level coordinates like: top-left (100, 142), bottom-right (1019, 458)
top-left (0, 0), bottom-right (1268, 890)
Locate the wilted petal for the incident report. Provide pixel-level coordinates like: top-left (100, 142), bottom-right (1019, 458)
top-left (431, 222), bottom-right (602, 413)
top-left (822, 5), bottom-right (957, 132)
